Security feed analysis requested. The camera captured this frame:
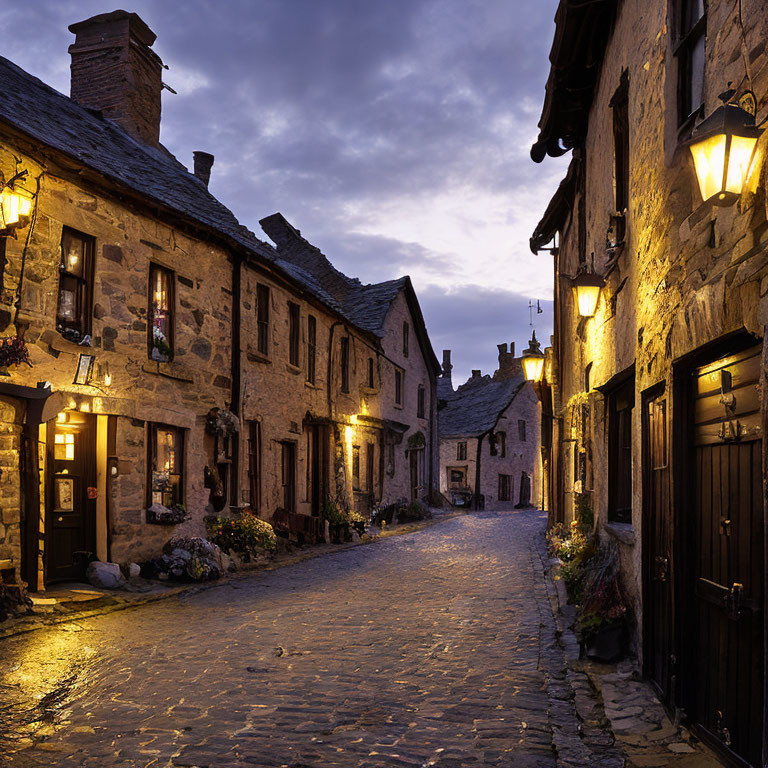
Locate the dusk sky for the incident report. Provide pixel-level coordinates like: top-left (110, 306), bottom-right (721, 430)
top-left (2, 0), bottom-right (568, 383)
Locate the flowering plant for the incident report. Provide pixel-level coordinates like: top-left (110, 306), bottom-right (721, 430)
top-left (0, 336), bottom-right (32, 369)
top-left (207, 509), bottom-right (277, 560)
top-left (575, 575), bottom-right (628, 642)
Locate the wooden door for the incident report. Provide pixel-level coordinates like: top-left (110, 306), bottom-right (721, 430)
top-left (46, 412), bottom-right (96, 583)
top-left (409, 450), bottom-right (419, 501)
top-left (518, 472), bottom-right (531, 507)
top-left (642, 388), bottom-right (673, 703)
top-left (308, 425), bottom-right (321, 516)
top-left (281, 441), bottom-right (296, 512)
top-left (689, 345), bottom-right (764, 767)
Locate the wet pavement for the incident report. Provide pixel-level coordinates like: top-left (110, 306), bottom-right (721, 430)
top-left (0, 510), bottom-right (664, 767)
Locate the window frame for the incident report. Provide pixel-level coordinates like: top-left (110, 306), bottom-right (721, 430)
top-left (148, 262), bottom-right (175, 362)
top-left (518, 419), bottom-right (527, 442)
top-left (674, 0), bottom-right (707, 127)
top-left (256, 283), bottom-right (270, 356)
top-left (367, 357), bottom-right (375, 388)
top-left (288, 301), bottom-right (300, 367)
top-left (457, 441), bottom-right (467, 461)
top-left (403, 321), bottom-right (409, 357)
top-left (607, 376), bottom-right (634, 524)
top-left (307, 314), bottom-right (317, 384)
top-left (148, 422), bottom-right (184, 508)
top-left (498, 431), bottom-right (506, 457)
top-left (394, 368), bottom-right (403, 406)
top-left (610, 70), bottom-right (630, 244)
top-left (417, 385), bottom-right (426, 419)
top-left (57, 227), bottom-right (95, 340)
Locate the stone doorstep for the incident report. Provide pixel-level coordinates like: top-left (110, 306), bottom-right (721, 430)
top-left (0, 507), bottom-right (463, 641)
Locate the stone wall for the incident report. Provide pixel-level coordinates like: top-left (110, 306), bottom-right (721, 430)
top-left (0, 396), bottom-right (23, 571)
top-left (543, 0), bottom-right (768, 650)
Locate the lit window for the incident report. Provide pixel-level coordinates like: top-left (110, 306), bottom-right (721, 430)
top-left (150, 424), bottom-right (184, 507)
top-left (56, 228), bottom-right (94, 342)
top-left (149, 264), bottom-right (174, 362)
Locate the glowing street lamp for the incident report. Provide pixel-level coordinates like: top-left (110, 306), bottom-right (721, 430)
top-left (521, 330), bottom-right (545, 383)
top-left (0, 186), bottom-right (32, 234)
top-left (686, 97), bottom-right (762, 206)
top-left (571, 265), bottom-right (605, 318)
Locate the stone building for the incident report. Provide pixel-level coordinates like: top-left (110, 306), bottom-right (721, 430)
top-left (0, 11), bottom-right (439, 596)
top-left (437, 345), bottom-right (540, 510)
top-left (530, 1), bottom-right (768, 765)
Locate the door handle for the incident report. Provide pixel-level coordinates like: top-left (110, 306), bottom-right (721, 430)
top-left (726, 582), bottom-right (744, 620)
top-left (719, 517), bottom-right (731, 536)
top-left (57, 516), bottom-right (63, 522)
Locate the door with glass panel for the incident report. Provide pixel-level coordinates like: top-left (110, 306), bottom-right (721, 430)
top-left (46, 411), bottom-right (96, 583)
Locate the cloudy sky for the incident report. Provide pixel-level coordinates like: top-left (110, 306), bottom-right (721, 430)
top-left (2, 0), bottom-right (568, 383)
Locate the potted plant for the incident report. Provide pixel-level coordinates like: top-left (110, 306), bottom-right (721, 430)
top-left (576, 574), bottom-right (628, 662)
top-left (322, 500), bottom-right (349, 544)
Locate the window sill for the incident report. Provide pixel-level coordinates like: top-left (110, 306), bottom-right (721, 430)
top-left (304, 380), bottom-right (321, 390)
top-left (142, 360), bottom-right (194, 383)
top-left (285, 362), bottom-right (302, 375)
top-left (393, 403), bottom-right (403, 410)
top-left (246, 349), bottom-right (271, 365)
top-left (360, 385), bottom-right (379, 395)
top-left (604, 522), bottom-right (635, 546)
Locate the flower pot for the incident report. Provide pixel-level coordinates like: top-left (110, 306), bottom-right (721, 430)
top-left (585, 624), bottom-right (626, 662)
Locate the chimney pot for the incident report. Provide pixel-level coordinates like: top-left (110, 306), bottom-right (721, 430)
top-left (68, 11), bottom-right (163, 145)
top-left (441, 349), bottom-right (453, 379)
top-left (193, 151), bottom-right (214, 187)
top-left (497, 343), bottom-right (508, 356)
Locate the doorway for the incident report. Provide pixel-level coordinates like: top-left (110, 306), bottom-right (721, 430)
top-left (683, 343), bottom-right (764, 767)
top-left (642, 385), bottom-right (673, 704)
top-left (45, 411), bottom-right (96, 584)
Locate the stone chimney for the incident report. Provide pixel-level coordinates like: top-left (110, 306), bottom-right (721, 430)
top-left (69, 11), bottom-right (164, 145)
top-left (193, 151), bottom-right (214, 187)
top-left (441, 349), bottom-right (453, 380)
top-left (494, 341), bottom-right (521, 380)
top-left (471, 369), bottom-right (481, 379)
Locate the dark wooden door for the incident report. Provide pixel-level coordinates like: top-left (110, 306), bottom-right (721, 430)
top-left (307, 424), bottom-right (329, 517)
top-left (518, 472), bottom-right (531, 506)
top-left (409, 450), bottom-right (419, 501)
top-left (46, 412), bottom-right (96, 583)
top-left (689, 345), bottom-right (764, 767)
top-left (281, 441), bottom-right (296, 512)
top-left (642, 389), bottom-right (673, 703)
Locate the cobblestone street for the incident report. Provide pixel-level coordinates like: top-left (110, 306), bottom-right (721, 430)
top-left (0, 510), bottom-right (707, 767)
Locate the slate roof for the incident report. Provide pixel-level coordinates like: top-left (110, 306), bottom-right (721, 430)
top-left (439, 374), bottom-right (527, 438)
top-left (0, 56), bottom-right (276, 262)
top-left (0, 55), bottom-right (423, 345)
top-left (260, 213), bottom-right (409, 337)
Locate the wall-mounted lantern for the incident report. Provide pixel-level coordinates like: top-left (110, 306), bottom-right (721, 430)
top-left (571, 263), bottom-right (605, 318)
top-left (521, 330), bottom-right (545, 383)
top-left (686, 94), bottom-right (763, 207)
top-left (0, 171), bottom-right (33, 235)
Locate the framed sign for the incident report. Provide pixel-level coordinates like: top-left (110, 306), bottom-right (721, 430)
top-left (73, 353), bottom-right (94, 385)
top-left (55, 477), bottom-right (74, 511)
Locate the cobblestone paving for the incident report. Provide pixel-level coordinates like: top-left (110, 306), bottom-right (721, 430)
top-left (0, 511), bottom-right (669, 766)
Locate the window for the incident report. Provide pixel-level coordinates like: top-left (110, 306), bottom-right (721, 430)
top-left (675, 0), bottom-right (706, 125)
top-left (307, 315), bottom-right (316, 384)
top-left (518, 420), bottom-right (527, 442)
top-left (457, 441), bottom-right (467, 461)
top-left (0, 238), bottom-right (6, 296)
top-left (281, 441), bottom-right (296, 512)
top-left (608, 377), bottom-right (634, 524)
top-left (149, 424), bottom-right (184, 507)
top-left (288, 301), bottom-right (300, 366)
top-left (57, 228), bottom-right (94, 341)
top-left (403, 322), bottom-right (409, 357)
top-left (352, 445), bottom-right (360, 488)
top-left (610, 70), bottom-right (629, 244)
top-left (449, 468), bottom-right (466, 488)
top-left (417, 385), bottom-right (426, 419)
top-left (367, 357), bottom-right (375, 388)
top-left (257, 283), bottom-right (270, 355)
top-left (248, 420), bottom-right (261, 514)
top-left (340, 336), bottom-right (350, 393)
top-left (395, 369), bottom-right (403, 406)
top-left (498, 431), bottom-right (506, 457)
top-left (498, 474), bottom-right (512, 502)
top-left (149, 263), bottom-right (174, 362)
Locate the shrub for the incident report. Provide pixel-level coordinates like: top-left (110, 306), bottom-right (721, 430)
top-left (207, 512), bottom-right (277, 561)
top-left (321, 499), bottom-right (348, 526)
top-left (399, 500), bottom-right (431, 522)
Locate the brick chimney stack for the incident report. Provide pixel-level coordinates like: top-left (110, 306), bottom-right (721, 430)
top-left (68, 10), bottom-right (164, 145)
top-left (193, 151), bottom-right (214, 187)
top-left (441, 349), bottom-right (453, 380)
